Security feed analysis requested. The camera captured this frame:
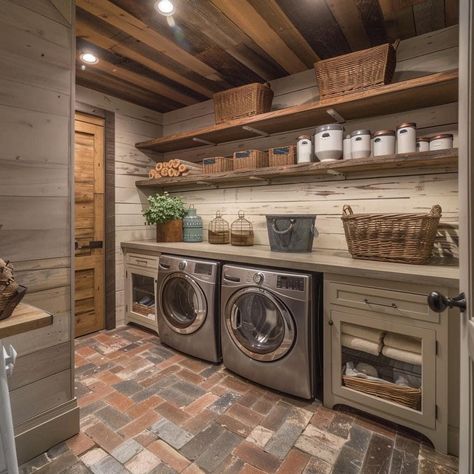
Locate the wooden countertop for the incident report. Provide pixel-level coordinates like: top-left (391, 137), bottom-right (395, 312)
top-left (0, 303), bottom-right (53, 339)
top-left (121, 241), bottom-right (459, 288)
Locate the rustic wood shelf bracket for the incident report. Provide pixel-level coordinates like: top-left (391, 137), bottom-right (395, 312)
top-left (193, 137), bottom-right (215, 146)
top-left (242, 125), bottom-right (269, 137)
top-left (326, 108), bottom-right (345, 123)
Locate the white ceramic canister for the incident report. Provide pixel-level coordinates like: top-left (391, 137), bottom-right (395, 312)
top-left (296, 135), bottom-right (313, 163)
top-left (396, 122), bottom-right (417, 154)
top-left (350, 129), bottom-right (371, 159)
top-left (429, 133), bottom-right (454, 151)
top-left (343, 134), bottom-right (351, 160)
top-left (416, 137), bottom-right (430, 152)
top-left (373, 130), bottom-right (396, 157)
top-left (314, 124), bottom-right (344, 161)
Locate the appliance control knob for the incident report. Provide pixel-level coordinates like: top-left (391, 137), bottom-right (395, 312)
top-left (253, 272), bottom-right (264, 284)
top-left (178, 260), bottom-right (187, 271)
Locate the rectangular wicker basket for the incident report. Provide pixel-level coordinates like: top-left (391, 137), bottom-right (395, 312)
top-left (214, 83), bottom-right (274, 124)
top-left (203, 157), bottom-right (233, 174)
top-left (315, 43), bottom-right (397, 99)
top-left (341, 204), bottom-right (442, 264)
top-left (268, 146), bottom-right (296, 167)
top-left (343, 375), bottom-right (421, 410)
top-left (233, 150), bottom-right (268, 170)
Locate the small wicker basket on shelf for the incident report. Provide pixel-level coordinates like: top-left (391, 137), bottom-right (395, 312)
top-left (213, 83), bottom-right (274, 124)
top-left (0, 258), bottom-right (27, 321)
top-left (231, 211), bottom-right (254, 246)
top-left (208, 211), bottom-right (230, 244)
top-left (341, 204), bottom-right (442, 265)
top-left (343, 375), bottom-right (421, 411)
top-left (203, 157), bottom-right (233, 174)
top-left (233, 150), bottom-right (268, 170)
top-left (315, 42), bottom-right (398, 99)
top-left (268, 146), bottom-right (296, 167)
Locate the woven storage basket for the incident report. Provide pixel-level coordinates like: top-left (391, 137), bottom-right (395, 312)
top-left (233, 150), bottom-right (268, 170)
top-left (203, 157), bottom-right (233, 174)
top-left (341, 204), bottom-right (441, 264)
top-left (214, 83), bottom-right (274, 124)
top-left (315, 42), bottom-right (397, 99)
top-left (268, 146), bottom-right (296, 167)
top-left (343, 375), bottom-right (421, 410)
top-left (0, 259), bottom-right (27, 320)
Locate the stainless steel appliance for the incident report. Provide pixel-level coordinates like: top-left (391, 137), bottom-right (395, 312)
top-left (157, 254), bottom-right (220, 363)
top-left (220, 264), bottom-right (322, 399)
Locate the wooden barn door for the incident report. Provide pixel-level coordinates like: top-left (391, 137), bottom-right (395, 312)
top-left (74, 113), bottom-right (105, 337)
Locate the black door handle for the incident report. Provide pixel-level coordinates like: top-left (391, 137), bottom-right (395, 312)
top-left (427, 291), bottom-right (466, 312)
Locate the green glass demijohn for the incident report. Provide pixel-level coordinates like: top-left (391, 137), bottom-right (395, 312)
top-left (183, 205), bottom-right (203, 242)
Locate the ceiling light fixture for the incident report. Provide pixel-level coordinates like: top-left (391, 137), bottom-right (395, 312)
top-left (80, 52), bottom-right (99, 65)
top-left (155, 0), bottom-right (175, 16)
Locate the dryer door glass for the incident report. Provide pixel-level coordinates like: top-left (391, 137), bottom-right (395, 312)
top-left (227, 289), bottom-right (295, 362)
top-left (161, 275), bottom-right (207, 335)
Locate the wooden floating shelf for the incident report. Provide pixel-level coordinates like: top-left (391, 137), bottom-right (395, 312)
top-left (136, 70), bottom-right (458, 153)
top-left (136, 149), bottom-right (458, 190)
top-left (0, 303), bottom-right (53, 339)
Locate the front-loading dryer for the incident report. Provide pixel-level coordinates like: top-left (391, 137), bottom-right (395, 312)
top-left (157, 254), bottom-right (220, 363)
top-left (221, 264), bottom-right (322, 399)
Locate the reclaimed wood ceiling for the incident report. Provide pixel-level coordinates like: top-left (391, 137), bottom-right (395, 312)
top-left (75, 0), bottom-right (459, 112)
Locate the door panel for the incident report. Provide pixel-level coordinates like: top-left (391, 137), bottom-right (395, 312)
top-left (74, 113), bottom-right (105, 337)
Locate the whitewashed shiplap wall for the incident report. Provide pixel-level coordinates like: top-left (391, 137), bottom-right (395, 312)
top-left (75, 86), bottom-right (163, 326)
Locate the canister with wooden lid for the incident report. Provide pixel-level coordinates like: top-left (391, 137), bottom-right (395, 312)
top-left (416, 137), bottom-right (430, 152)
top-left (373, 130), bottom-right (396, 157)
top-left (396, 122), bottom-right (416, 154)
top-left (350, 129), bottom-right (371, 159)
top-left (314, 124), bottom-right (344, 162)
top-left (296, 135), bottom-right (313, 163)
top-left (429, 133), bottom-right (453, 151)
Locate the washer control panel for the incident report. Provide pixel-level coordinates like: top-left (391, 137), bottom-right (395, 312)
top-left (277, 275), bottom-right (305, 291)
top-left (178, 260), bottom-right (187, 271)
top-left (253, 272), bottom-right (264, 284)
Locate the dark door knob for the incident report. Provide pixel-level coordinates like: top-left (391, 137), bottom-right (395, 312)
top-left (427, 291), bottom-right (466, 312)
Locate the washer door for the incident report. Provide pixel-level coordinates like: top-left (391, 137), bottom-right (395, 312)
top-left (160, 273), bottom-right (207, 335)
top-left (225, 287), bottom-right (295, 362)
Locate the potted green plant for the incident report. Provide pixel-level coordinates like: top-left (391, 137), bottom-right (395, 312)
top-left (143, 192), bottom-right (186, 242)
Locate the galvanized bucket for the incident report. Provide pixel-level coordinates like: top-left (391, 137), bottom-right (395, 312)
top-left (266, 215), bottom-right (318, 252)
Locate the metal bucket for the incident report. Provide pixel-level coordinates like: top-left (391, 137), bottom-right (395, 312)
top-left (266, 215), bottom-right (318, 252)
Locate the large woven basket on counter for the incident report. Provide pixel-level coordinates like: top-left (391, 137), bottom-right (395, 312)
top-left (341, 204), bottom-right (442, 264)
top-left (343, 375), bottom-right (421, 410)
top-left (315, 42), bottom-right (397, 99)
top-left (214, 83), bottom-right (273, 124)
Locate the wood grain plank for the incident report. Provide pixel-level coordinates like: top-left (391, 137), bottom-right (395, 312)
top-left (355, 0), bottom-right (389, 45)
top-left (413, 0), bottom-right (446, 35)
top-left (0, 304), bottom-right (52, 339)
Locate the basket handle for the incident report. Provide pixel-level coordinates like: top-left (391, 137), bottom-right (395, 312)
top-left (263, 82), bottom-right (272, 90)
top-left (342, 205), bottom-right (353, 216)
top-left (392, 39), bottom-right (401, 51)
top-left (430, 205), bottom-right (442, 217)
top-left (271, 218), bottom-right (295, 235)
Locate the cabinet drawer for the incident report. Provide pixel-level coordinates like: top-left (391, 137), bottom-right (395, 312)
top-left (126, 253), bottom-right (159, 269)
top-left (326, 281), bottom-right (438, 323)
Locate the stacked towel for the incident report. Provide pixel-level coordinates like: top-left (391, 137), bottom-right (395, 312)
top-left (343, 324), bottom-right (384, 343)
top-left (382, 333), bottom-right (422, 365)
top-left (341, 323), bottom-right (384, 356)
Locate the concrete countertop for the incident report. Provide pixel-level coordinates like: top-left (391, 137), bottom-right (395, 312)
top-left (121, 241), bottom-right (459, 288)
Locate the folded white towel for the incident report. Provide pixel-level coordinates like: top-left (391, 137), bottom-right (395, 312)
top-left (384, 333), bottom-right (421, 354)
top-left (342, 323), bottom-right (385, 343)
top-left (341, 334), bottom-right (382, 356)
top-left (382, 346), bottom-right (422, 365)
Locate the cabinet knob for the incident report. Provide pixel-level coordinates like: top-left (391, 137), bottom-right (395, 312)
top-left (427, 291), bottom-right (466, 313)
top-left (328, 320), bottom-right (334, 326)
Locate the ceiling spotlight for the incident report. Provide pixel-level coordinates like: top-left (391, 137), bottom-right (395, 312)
top-left (80, 52), bottom-right (99, 65)
top-left (155, 0), bottom-right (175, 16)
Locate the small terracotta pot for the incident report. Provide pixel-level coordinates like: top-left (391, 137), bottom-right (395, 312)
top-left (156, 219), bottom-right (183, 242)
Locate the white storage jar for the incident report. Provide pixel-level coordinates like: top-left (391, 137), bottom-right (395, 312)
top-left (350, 129), bottom-right (371, 159)
top-left (416, 137), bottom-right (430, 152)
top-left (373, 130), bottom-right (396, 157)
top-left (343, 134), bottom-right (351, 160)
top-left (429, 133), bottom-right (453, 151)
top-left (396, 122), bottom-right (417, 154)
top-left (296, 135), bottom-right (313, 163)
top-left (314, 124), bottom-right (344, 161)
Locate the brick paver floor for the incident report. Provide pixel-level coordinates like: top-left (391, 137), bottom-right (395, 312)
top-left (20, 326), bottom-right (459, 473)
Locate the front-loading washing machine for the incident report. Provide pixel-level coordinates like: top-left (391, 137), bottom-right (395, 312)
top-left (221, 264), bottom-right (322, 399)
top-left (157, 254), bottom-right (220, 363)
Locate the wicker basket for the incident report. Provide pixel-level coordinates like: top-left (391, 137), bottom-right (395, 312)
top-left (343, 375), bottom-right (421, 410)
top-left (315, 43), bottom-right (398, 99)
top-left (233, 150), bottom-right (268, 170)
top-left (214, 83), bottom-right (274, 124)
top-left (268, 146), bottom-right (296, 167)
top-left (0, 259), bottom-right (27, 320)
top-left (341, 204), bottom-right (442, 264)
top-left (203, 157), bottom-right (233, 174)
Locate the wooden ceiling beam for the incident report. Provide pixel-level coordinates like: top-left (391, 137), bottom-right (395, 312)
top-left (75, 0), bottom-right (222, 82)
top-left (210, 0), bottom-right (307, 74)
top-left (76, 19), bottom-right (215, 98)
top-left (326, 0), bottom-right (372, 50)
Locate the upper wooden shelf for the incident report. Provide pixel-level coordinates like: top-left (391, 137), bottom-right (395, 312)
top-left (0, 303), bottom-right (53, 339)
top-left (136, 148), bottom-right (458, 190)
top-left (136, 70), bottom-right (458, 153)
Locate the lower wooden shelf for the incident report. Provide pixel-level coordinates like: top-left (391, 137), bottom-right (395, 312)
top-left (0, 303), bottom-right (53, 339)
top-left (136, 149), bottom-right (458, 190)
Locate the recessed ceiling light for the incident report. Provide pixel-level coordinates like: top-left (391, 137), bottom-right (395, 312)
top-left (80, 52), bottom-right (99, 65)
top-left (155, 0), bottom-right (175, 16)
